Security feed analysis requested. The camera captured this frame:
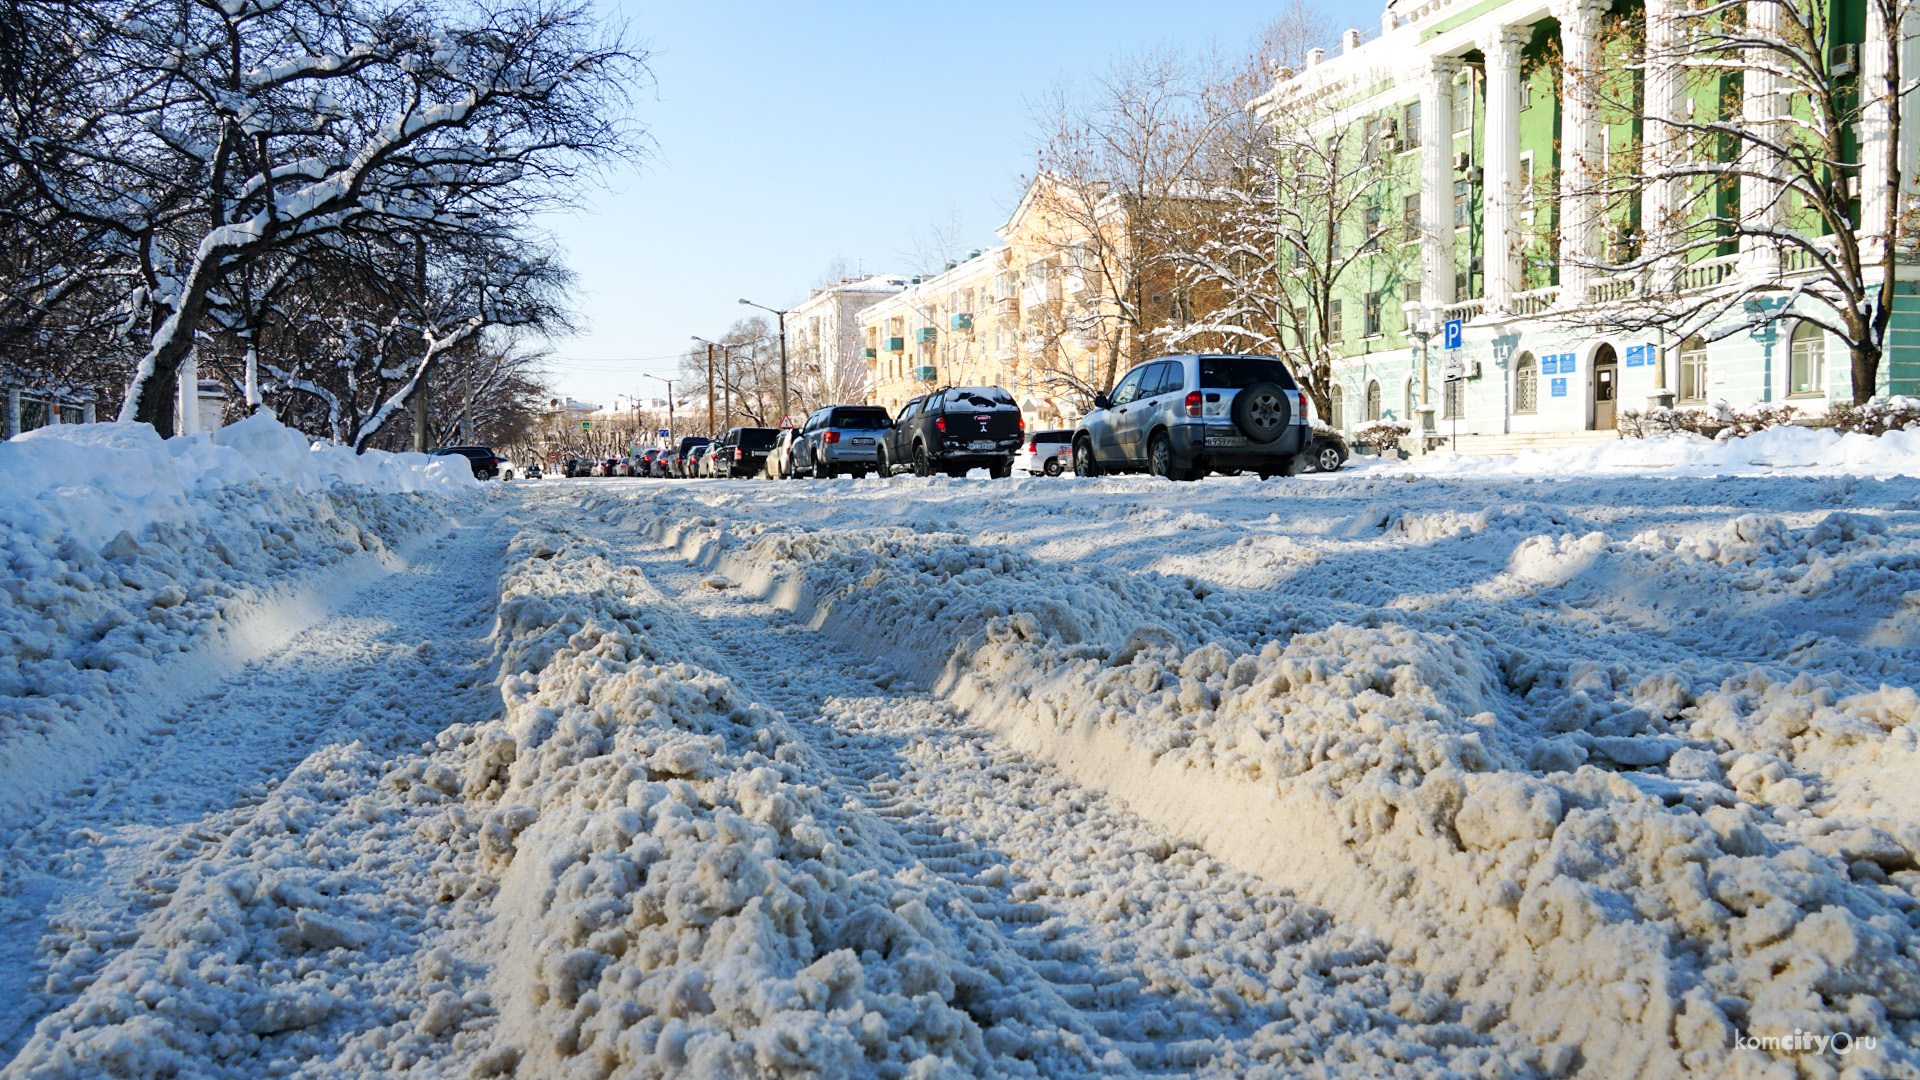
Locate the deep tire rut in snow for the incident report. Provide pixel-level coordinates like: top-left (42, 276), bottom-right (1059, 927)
top-left (632, 540), bottom-right (1549, 1077)
top-left (0, 516), bottom-right (507, 1072)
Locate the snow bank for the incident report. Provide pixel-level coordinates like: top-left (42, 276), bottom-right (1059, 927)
top-left (679, 515), bottom-right (1920, 1079)
top-left (0, 416), bottom-right (478, 816)
top-left (1392, 426), bottom-right (1920, 479)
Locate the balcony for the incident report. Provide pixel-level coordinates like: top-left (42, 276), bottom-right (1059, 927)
top-left (916, 327), bottom-right (937, 344)
top-left (1677, 256), bottom-right (1737, 292)
top-left (886, 337), bottom-right (905, 352)
top-left (914, 365), bottom-right (937, 382)
top-left (1510, 287), bottom-right (1558, 315)
top-left (862, 347), bottom-right (876, 358)
top-left (1442, 298), bottom-right (1483, 324)
top-left (950, 313), bottom-right (973, 331)
top-left (1587, 275), bottom-right (1635, 304)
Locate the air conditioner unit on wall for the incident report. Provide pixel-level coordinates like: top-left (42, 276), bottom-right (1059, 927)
top-left (1833, 43), bottom-right (1859, 77)
top-left (1453, 151), bottom-right (1472, 172)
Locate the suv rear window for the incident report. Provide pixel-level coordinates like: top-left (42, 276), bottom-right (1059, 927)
top-left (939, 386), bottom-right (1017, 411)
top-left (828, 407), bottom-right (891, 429)
top-left (1200, 355), bottom-right (1297, 390)
top-left (735, 428), bottom-right (778, 449)
top-left (1032, 430), bottom-right (1072, 442)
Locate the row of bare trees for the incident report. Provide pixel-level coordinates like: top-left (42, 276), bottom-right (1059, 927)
top-left (1014, 0), bottom-right (1912, 417)
top-left (1, 0), bottom-right (645, 446)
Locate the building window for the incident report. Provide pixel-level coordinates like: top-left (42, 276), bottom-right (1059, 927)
top-left (1405, 378), bottom-right (1415, 421)
top-left (1518, 152), bottom-right (1535, 207)
top-left (1328, 223), bottom-right (1341, 263)
top-left (1331, 384), bottom-right (1345, 428)
top-left (1452, 72), bottom-right (1471, 134)
top-left (1514, 352), bottom-right (1538, 413)
top-left (1328, 300), bottom-right (1343, 342)
top-left (1445, 377), bottom-right (1464, 419)
top-left (1454, 179), bottom-right (1472, 228)
top-left (1363, 117), bottom-right (1381, 162)
top-left (1404, 194), bottom-right (1422, 240)
top-left (1402, 100), bottom-right (1421, 148)
top-left (1679, 337), bottom-right (1708, 401)
top-left (1364, 291), bottom-right (1382, 336)
top-left (1366, 380), bottom-right (1382, 420)
top-left (1790, 321), bottom-right (1825, 395)
top-left (1363, 205), bottom-right (1382, 249)
top-left (1520, 76), bottom-right (1533, 111)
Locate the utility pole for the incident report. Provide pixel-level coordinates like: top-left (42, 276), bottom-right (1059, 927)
top-left (739, 298), bottom-right (791, 424)
top-left (411, 235), bottom-right (430, 452)
top-left (705, 343), bottom-right (715, 437)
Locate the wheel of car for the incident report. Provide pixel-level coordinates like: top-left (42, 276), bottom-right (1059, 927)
top-left (1072, 437), bottom-right (1100, 477)
top-left (874, 448), bottom-right (890, 477)
top-left (1231, 381), bottom-right (1292, 444)
top-left (819, 461), bottom-right (835, 479)
top-left (1147, 433), bottom-right (1176, 480)
top-left (1316, 443), bottom-right (1345, 472)
top-left (1043, 456), bottom-right (1063, 477)
top-left (912, 444), bottom-right (932, 477)
top-left (989, 459), bottom-right (1011, 479)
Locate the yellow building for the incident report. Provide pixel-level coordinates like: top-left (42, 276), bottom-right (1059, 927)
top-left (859, 249), bottom-right (1029, 418)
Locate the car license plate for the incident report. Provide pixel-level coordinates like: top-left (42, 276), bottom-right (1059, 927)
top-left (852, 438), bottom-right (874, 445)
top-left (969, 440), bottom-right (996, 451)
top-left (1205, 435), bottom-right (1248, 447)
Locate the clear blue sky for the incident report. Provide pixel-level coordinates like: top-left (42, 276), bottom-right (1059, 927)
top-left (539, 0), bottom-right (1346, 407)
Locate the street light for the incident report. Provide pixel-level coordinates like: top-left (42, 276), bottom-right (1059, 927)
top-left (641, 372), bottom-right (675, 443)
top-left (1402, 300), bottom-right (1441, 444)
top-left (692, 335), bottom-right (750, 434)
top-left (738, 298), bottom-right (790, 425)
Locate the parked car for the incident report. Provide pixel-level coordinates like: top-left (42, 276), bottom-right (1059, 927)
top-left (878, 386), bottom-right (1023, 478)
top-left (790, 405), bottom-right (891, 478)
top-left (673, 437), bottom-right (711, 478)
top-left (1014, 430), bottom-right (1073, 476)
top-left (562, 457), bottom-right (593, 478)
top-left (1071, 354), bottom-right (1309, 481)
top-left (768, 428), bottom-right (800, 478)
top-left (706, 426), bottom-right (779, 478)
top-left (635, 448), bottom-right (663, 476)
top-left (1301, 429), bottom-right (1350, 473)
top-left (430, 445), bottom-right (503, 479)
top-left (524, 463), bottom-right (543, 479)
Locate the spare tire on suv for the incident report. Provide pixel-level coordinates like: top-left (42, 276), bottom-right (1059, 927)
top-left (1231, 381), bottom-right (1292, 444)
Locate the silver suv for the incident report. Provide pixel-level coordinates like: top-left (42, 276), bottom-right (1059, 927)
top-left (794, 405), bottom-right (892, 479)
top-left (1072, 354), bottom-right (1309, 480)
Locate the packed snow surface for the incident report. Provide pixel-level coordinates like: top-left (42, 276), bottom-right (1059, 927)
top-left (4, 432), bottom-right (1920, 1078)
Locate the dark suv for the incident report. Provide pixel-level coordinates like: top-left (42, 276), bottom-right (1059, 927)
top-left (711, 426), bottom-right (779, 478)
top-left (1072, 354), bottom-right (1309, 480)
top-left (879, 386), bottom-right (1024, 478)
top-left (431, 445), bottom-right (502, 479)
top-left (672, 436), bottom-right (710, 478)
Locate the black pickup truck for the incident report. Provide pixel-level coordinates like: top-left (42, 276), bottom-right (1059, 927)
top-left (878, 386), bottom-right (1025, 478)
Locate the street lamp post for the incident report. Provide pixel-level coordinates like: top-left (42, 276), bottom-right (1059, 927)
top-left (642, 373), bottom-right (674, 442)
top-left (1402, 301), bottom-right (1441, 452)
top-left (738, 298), bottom-right (790, 425)
top-left (692, 335), bottom-right (748, 433)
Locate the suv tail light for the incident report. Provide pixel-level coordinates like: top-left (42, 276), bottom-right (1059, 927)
top-left (1018, 417), bottom-right (1026, 431)
top-left (935, 417), bottom-right (946, 433)
top-left (1027, 441), bottom-right (1036, 452)
top-left (1185, 391), bottom-right (1202, 417)
top-left (823, 431), bottom-right (841, 444)
top-left (734, 448), bottom-right (743, 459)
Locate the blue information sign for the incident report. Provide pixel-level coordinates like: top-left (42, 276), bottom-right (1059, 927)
top-left (1550, 377), bottom-right (1568, 398)
top-left (1443, 319), bottom-right (1464, 350)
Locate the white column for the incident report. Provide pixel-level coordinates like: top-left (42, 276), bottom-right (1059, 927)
top-left (1481, 27), bottom-right (1523, 312)
top-left (1641, 0), bottom-right (1683, 294)
top-left (1421, 55), bottom-right (1461, 307)
top-left (1739, 0), bottom-right (1783, 280)
top-left (1554, 0), bottom-right (1604, 303)
top-left (175, 353), bottom-right (201, 436)
top-left (1860, 1), bottom-right (1896, 265)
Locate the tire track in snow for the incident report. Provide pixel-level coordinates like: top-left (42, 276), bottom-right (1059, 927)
top-left (0, 515), bottom-right (505, 1069)
top-left (622, 535), bottom-right (1546, 1078)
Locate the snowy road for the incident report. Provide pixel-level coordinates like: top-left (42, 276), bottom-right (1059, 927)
top-left (4, 468), bottom-right (1919, 1079)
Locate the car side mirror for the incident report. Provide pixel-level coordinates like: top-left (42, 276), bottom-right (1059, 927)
top-left (1092, 393), bottom-right (1112, 410)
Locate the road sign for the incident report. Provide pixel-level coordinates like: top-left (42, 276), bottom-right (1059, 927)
top-left (657, 428), bottom-right (670, 438)
top-left (581, 420), bottom-right (591, 431)
top-left (780, 415), bottom-right (795, 428)
top-left (1442, 319), bottom-right (1463, 350)
top-left (1443, 357), bottom-right (1465, 381)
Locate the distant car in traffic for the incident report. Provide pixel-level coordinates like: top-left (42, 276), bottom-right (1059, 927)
top-left (768, 428), bottom-right (800, 478)
top-left (708, 427), bottom-right (779, 478)
top-left (1014, 430), bottom-right (1072, 476)
top-left (672, 437), bottom-right (710, 478)
top-left (430, 445), bottom-right (503, 479)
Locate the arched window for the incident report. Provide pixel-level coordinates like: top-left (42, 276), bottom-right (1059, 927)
top-left (1790, 321), bottom-right (1825, 396)
top-left (1404, 378), bottom-right (1415, 422)
top-left (1330, 384), bottom-right (1345, 428)
top-left (1679, 337), bottom-right (1708, 402)
top-left (1366, 380), bottom-right (1382, 421)
top-left (1514, 352), bottom-right (1538, 413)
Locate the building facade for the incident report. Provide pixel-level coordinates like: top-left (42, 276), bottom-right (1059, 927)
top-left (784, 274), bottom-right (910, 409)
top-left (1251, 0), bottom-right (1920, 441)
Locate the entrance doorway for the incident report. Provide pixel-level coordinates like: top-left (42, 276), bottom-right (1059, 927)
top-left (1591, 344), bottom-right (1618, 430)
